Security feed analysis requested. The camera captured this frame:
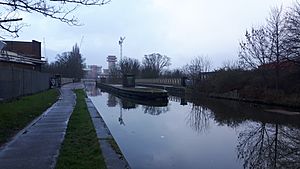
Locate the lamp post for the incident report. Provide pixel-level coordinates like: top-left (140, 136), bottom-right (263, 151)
top-left (118, 36), bottom-right (125, 61)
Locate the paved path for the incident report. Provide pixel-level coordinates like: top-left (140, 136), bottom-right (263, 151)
top-left (0, 83), bottom-right (82, 169)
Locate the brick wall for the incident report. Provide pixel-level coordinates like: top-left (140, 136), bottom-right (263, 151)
top-left (3, 40), bottom-right (41, 59)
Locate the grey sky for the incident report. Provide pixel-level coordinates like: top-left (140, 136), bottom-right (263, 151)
top-left (13, 0), bottom-right (295, 69)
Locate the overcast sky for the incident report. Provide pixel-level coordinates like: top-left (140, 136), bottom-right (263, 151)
top-left (13, 0), bottom-right (295, 69)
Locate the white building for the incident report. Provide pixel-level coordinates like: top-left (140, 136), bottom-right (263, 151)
top-left (85, 65), bottom-right (102, 79)
top-left (107, 55), bottom-right (117, 70)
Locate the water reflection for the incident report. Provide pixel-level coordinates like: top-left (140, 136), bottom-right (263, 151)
top-left (121, 99), bottom-right (137, 109)
top-left (84, 82), bottom-right (101, 96)
top-left (85, 84), bottom-right (300, 169)
top-left (107, 94), bottom-right (117, 107)
top-left (237, 122), bottom-right (300, 169)
top-left (143, 106), bottom-right (169, 116)
top-left (190, 97), bottom-right (300, 128)
top-left (119, 108), bottom-right (125, 126)
top-left (185, 104), bottom-right (212, 134)
top-left (169, 96), bottom-right (188, 105)
top-left (105, 93), bottom-right (169, 109)
top-left (104, 93), bottom-right (171, 125)
top-left (189, 98), bottom-right (300, 169)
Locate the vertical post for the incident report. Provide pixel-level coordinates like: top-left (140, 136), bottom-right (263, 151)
top-left (118, 37), bottom-right (125, 61)
top-left (120, 43), bottom-right (122, 61)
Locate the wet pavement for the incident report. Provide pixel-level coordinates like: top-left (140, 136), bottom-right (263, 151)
top-left (0, 83), bottom-right (83, 169)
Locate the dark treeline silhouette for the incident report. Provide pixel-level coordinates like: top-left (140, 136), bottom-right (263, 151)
top-left (141, 53), bottom-right (171, 78)
top-left (42, 44), bottom-right (85, 79)
top-left (110, 53), bottom-right (172, 78)
top-left (119, 57), bottom-right (140, 76)
top-left (110, 53), bottom-right (211, 80)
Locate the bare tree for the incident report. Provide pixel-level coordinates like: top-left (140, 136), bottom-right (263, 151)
top-left (266, 6), bottom-right (286, 90)
top-left (43, 43), bottom-right (85, 79)
top-left (119, 57), bottom-right (140, 75)
top-left (238, 7), bottom-right (287, 92)
top-left (0, 0), bottom-right (110, 37)
top-left (239, 27), bottom-right (273, 69)
top-left (267, 7), bottom-right (286, 61)
top-left (141, 53), bottom-right (171, 78)
top-left (183, 56), bottom-right (211, 84)
top-left (284, 1), bottom-right (300, 65)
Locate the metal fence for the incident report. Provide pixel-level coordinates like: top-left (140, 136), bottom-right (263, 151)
top-left (0, 66), bottom-right (50, 101)
top-left (136, 78), bottom-right (183, 86)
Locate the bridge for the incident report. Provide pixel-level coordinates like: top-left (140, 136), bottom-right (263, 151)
top-left (136, 78), bottom-right (185, 86)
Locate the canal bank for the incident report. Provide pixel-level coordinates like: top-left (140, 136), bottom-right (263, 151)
top-left (185, 90), bottom-right (300, 110)
top-left (88, 83), bottom-right (300, 169)
top-left (135, 82), bottom-right (300, 110)
top-left (85, 97), bottom-right (131, 169)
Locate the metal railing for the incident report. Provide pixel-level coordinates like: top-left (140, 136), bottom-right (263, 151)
top-left (136, 78), bottom-right (183, 86)
top-left (0, 50), bottom-right (45, 65)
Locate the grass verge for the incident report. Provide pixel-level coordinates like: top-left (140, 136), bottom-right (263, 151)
top-left (55, 89), bottom-right (107, 169)
top-left (0, 89), bottom-right (59, 145)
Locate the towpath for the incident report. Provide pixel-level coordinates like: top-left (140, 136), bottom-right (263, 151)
top-left (0, 83), bottom-right (82, 169)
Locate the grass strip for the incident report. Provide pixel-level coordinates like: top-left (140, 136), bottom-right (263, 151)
top-left (55, 89), bottom-right (107, 169)
top-left (0, 89), bottom-right (59, 145)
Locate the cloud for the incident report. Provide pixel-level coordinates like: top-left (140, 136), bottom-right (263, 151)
top-left (10, 0), bottom-right (296, 68)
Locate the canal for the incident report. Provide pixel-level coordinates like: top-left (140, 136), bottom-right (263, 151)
top-left (86, 84), bottom-right (300, 169)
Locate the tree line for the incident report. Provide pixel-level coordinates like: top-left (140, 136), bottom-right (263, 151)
top-left (110, 53), bottom-right (171, 78)
top-left (42, 44), bottom-right (86, 79)
top-left (109, 53), bottom-right (212, 81)
top-left (190, 3), bottom-right (300, 106)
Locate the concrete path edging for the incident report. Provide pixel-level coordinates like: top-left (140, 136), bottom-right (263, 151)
top-left (85, 97), bottom-right (131, 169)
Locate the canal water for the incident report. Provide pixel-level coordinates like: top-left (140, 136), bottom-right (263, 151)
top-left (86, 84), bottom-right (300, 169)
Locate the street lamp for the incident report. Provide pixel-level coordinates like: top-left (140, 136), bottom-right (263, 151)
top-left (118, 36), bottom-right (125, 61)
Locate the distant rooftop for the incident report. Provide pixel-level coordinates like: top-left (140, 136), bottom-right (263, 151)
top-left (107, 55), bottom-right (117, 62)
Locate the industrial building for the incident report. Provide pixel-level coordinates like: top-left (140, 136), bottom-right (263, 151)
top-left (0, 40), bottom-right (44, 71)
